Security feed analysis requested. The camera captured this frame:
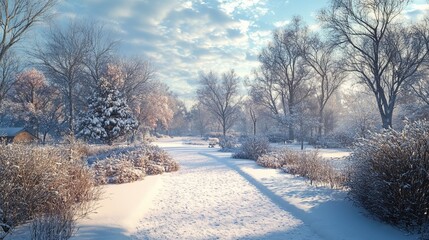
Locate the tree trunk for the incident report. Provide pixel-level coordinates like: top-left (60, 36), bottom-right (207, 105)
top-left (222, 117), bottom-right (227, 136)
top-left (253, 120), bottom-right (257, 136)
top-left (288, 99), bottom-right (295, 141)
top-left (288, 125), bottom-right (294, 141)
top-left (318, 110), bottom-right (323, 138)
top-left (375, 94), bottom-right (394, 129)
top-left (43, 132), bottom-right (48, 144)
top-left (68, 84), bottom-right (74, 135)
top-left (381, 113), bottom-right (393, 129)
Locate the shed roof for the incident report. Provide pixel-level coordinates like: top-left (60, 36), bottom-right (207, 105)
top-left (0, 127), bottom-right (26, 137)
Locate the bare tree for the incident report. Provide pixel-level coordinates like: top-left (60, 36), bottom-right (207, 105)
top-left (11, 68), bottom-right (62, 142)
top-left (0, 51), bottom-right (20, 106)
top-left (252, 17), bottom-right (312, 140)
top-left (0, 0), bottom-right (55, 108)
top-left (118, 57), bottom-right (155, 108)
top-left (197, 70), bottom-right (241, 136)
top-left (83, 22), bottom-right (117, 88)
top-left (319, 0), bottom-right (429, 129)
top-left (248, 102), bottom-right (257, 136)
top-left (33, 21), bottom-right (105, 134)
top-left (0, 0), bottom-right (56, 62)
top-left (190, 103), bottom-right (212, 137)
top-left (242, 98), bottom-right (265, 136)
top-left (135, 81), bottom-right (175, 134)
top-left (302, 34), bottom-right (347, 137)
top-left (411, 77), bottom-right (429, 106)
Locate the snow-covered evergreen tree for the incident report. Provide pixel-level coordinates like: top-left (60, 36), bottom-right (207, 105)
top-left (76, 77), bottom-right (138, 145)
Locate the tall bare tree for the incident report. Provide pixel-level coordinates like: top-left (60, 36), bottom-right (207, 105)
top-left (0, 0), bottom-right (56, 61)
top-left (0, 0), bottom-right (55, 107)
top-left (33, 21), bottom-right (117, 134)
top-left (242, 98), bottom-right (265, 136)
top-left (83, 22), bottom-right (117, 88)
top-left (197, 70), bottom-right (241, 136)
top-left (33, 21), bottom-right (90, 134)
top-left (302, 34), bottom-right (346, 137)
top-left (252, 17), bottom-right (312, 140)
top-left (411, 77), bottom-right (429, 106)
top-left (118, 57), bottom-right (155, 108)
top-left (0, 51), bottom-right (19, 106)
top-left (135, 81), bottom-right (174, 133)
top-left (319, 0), bottom-right (429, 129)
top-left (190, 103), bottom-right (212, 137)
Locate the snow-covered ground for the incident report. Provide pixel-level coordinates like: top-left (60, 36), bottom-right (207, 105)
top-left (131, 138), bottom-right (415, 240)
top-left (70, 175), bottom-right (161, 240)
top-left (9, 138), bottom-right (417, 239)
top-left (134, 139), bottom-right (319, 239)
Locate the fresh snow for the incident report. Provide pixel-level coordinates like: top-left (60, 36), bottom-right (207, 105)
top-left (7, 138), bottom-right (417, 239)
top-left (71, 175), bottom-right (161, 240)
top-left (130, 138), bottom-right (414, 240)
top-left (134, 141), bottom-right (319, 239)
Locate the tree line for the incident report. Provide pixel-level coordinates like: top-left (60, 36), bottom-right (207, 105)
top-left (1, 0), bottom-right (429, 144)
top-left (0, 0), bottom-right (184, 144)
top-left (194, 0), bottom-right (429, 144)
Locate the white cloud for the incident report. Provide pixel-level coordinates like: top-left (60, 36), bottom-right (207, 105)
top-left (405, 3), bottom-right (429, 20)
top-left (218, 0), bottom-right (269, 18)
top-left (53, 0), bottom-right (276, 105)
top-left (309, 23), bottom-right (321, 31)
top-left (273, 20), bottom-right (290, 28)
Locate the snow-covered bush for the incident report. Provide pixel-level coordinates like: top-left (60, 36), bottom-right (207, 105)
top-left (31, 213), bottom-right (75, 240)
top-left (63, 135), bottom-right (91, 161)
top-left (0, 144), bottom-right (99, 240)
top-left (92, 155), bottom-right (145, 184)
top-left (143, 145), bottom-right (179, 174)
top-left (91, 144), bottom-right (179, 184)
top-left (219, 136), bottom-right (239, 152)
top-left (233, 136), bottom-right (270, 160)
top-left (76, 77), bottom-right (138, 145)
top-left (348, 120), bottom-right (429, 231)
top-left (257, 148), bottom-right (297, 168)
top-left (257, 148), bottom-right (345, 188)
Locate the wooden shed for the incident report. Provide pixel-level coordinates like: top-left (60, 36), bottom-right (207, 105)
top-left (0, 127), bottom-right (38, 144)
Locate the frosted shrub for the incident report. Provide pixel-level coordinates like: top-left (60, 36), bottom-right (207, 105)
top-left (233, 137), bottom-right (270, 160)
top-left (92, 155), bottom-right (145, 184)
top-left (0, 144), bottom-right (99, 240)
top-left (256, 154), bottom-right (282, 168)
top-left (142, 145), bottom-right (179, 174)
top-left (219, 136), bottom-right (239, 152)
top-left (63, 135), bottom-right (91, 161)
top-left (257, 148), bottom-right (299, 168)
top-left (257, 148), bottom-right (345, 188)
top-left (348, 120), bottom-right (429, 231)
top-left (91, 144), bottom-right (179, 184)
top-left (31, 213), bottom-right (75, 240)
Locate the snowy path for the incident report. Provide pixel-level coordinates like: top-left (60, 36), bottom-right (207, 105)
top-left (134, 140), bottom-right (320, 240)
top-left (134, 139), bottom-right (416, 240)
top-left (5, 138), bottom-right (417, 240)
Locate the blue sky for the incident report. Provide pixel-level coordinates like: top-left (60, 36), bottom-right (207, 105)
top-left (47, 0), bottom-right (428, 105)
